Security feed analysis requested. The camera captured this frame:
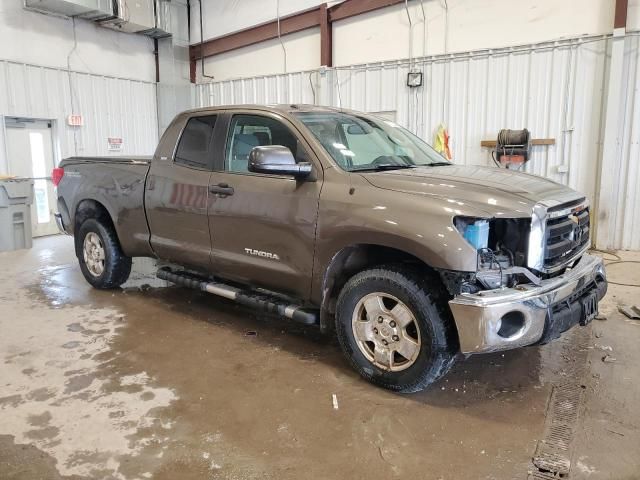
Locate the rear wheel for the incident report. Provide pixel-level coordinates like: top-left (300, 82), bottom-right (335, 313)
top-left (77, 218), bottom-right (131, 289)
top-left (335, 265), bottom-right (457, 393)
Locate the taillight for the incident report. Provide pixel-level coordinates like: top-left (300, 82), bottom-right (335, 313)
top-left (52, 167), bottom-right (64, 187)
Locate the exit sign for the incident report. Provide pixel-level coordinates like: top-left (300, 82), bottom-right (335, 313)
top-left (67, 114), bottom-right (83, 126)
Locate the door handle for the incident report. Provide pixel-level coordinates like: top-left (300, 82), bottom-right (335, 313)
top-left (209, 183), bottom-right (234, 197)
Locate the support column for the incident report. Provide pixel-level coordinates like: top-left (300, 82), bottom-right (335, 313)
top-left (595, 0), bottom-right (628, 249)
top-left (320, 3), bottom-right (332, 67)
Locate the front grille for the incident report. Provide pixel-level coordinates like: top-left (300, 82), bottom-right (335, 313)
top-left (544, 206), bottom-right (590, 270)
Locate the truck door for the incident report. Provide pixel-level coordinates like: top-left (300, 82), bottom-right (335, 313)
top-left (208, 112), bottom-right (322, 300)
top-left (145, 113), bottom-right (222, 270)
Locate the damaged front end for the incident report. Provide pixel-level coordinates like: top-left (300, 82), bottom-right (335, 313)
top-left (440, 216), bottom-right (541, 296)
top-left (440, 210), bottom-right (607, 354)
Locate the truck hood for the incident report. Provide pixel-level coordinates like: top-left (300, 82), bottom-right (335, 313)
top-left (360, 165), bottom-right (580, 217)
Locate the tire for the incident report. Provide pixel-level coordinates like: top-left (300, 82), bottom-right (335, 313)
top-left (335, 265), bottom-right (457, 393)
top-left (76, 218), bottom-right (132, 289)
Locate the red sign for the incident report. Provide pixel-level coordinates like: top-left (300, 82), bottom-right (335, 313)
top-left (67, 114), bottom-right (83, 126)
top-left (108, 137), bottom-right (123, 151)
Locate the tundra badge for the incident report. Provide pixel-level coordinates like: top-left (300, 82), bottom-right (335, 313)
top-left (244, 248), bottom-right (280, 261)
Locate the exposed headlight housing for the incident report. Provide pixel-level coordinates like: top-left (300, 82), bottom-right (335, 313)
top-left (454, 217), bottom-right (490, 250)
top-left (454, 216), bottom-right (542, 290)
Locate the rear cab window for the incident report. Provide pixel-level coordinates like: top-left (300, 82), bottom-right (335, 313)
top-left (174, 115), bottom-right (217, 169)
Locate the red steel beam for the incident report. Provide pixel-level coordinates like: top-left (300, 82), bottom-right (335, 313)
top-left (190, 59), bottom-right (197, 83)
top-left (613, 0), bottom-right (628, 29)
top-left (190, 0), bottom-right (406, 61)
top-left (320, 3), bottom-right (332, 67)
top-left (190, 6), bottom-right (321, 61)
top-left (328, 0), bottom-right (404, 22)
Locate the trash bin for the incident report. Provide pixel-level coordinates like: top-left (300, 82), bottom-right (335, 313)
top-left (0, 178), bottom-right (35, 252)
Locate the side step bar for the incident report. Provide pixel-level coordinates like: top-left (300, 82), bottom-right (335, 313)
top-left (156, 267), bottom-right (317, 325)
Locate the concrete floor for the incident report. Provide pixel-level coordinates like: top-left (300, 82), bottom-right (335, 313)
top-left (0, 236), bottom-right (638, 480)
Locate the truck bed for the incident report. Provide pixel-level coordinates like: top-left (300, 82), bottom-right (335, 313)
top-left (60, 156), bottom-right (152, 166)
top-left (57, 156), bottom-right (154, 257)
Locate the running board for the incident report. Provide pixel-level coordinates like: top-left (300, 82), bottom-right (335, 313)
top-left (156, 267), bottom-right (318, 325)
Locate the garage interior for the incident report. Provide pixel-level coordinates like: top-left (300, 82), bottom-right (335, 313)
top-left (1, 0), bottom-right (640, 479)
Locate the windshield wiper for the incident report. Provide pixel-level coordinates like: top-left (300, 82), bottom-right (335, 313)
top-left (427, 162), bottom-right (452, 167)
top-left (352, 164), bottom-right (416, 172)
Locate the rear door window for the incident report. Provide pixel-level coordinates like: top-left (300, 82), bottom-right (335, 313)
top-left (174, 115), bottom-right (217, 169)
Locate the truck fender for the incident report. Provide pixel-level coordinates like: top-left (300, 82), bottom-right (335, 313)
top-left (317, 241), bottom-right (438, 332)
top-left (72, 198), bottom-right (120, 255)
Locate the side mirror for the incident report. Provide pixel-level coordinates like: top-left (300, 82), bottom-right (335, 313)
top-left (248, 145), bottom-right (312, 178)
top-left (346, 124), bottom-right (370, 135)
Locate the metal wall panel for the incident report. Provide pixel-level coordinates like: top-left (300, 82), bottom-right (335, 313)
top-left (0, 60), bottom-right (158, 173)
top-left (196, 70), bottom-right (317, 109)
top-left (322, 38), bottom-right (609, 205)
top-left (612, 35), bottom-right (640, 249)
top-left (157, 33), bottom-right (193, 135)
top-left (194, 34), bottom-right (640, 249)
top-left (196, 36), bottom-right (607, 199)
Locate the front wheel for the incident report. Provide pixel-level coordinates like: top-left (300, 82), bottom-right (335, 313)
top-left (335, 265), bottom-right (457, 393)
top-left (76, 218), bottom-right (132, 289)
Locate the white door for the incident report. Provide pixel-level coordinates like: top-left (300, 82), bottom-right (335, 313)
top-left (5, 119), bottom-right (59, 237)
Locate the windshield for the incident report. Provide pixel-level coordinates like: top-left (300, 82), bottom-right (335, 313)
top-left (293, 111), bottom-right (450, 172)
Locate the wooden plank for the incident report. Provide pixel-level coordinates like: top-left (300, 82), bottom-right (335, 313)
top-left (481, 139), bottom-right (556, 147)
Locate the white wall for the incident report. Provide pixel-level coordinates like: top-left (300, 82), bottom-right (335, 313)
top-left (0, 0), bottom-right (155, 82)
top-left (196, 36), bottom-right (608, 205)
top-left (0, 61), bottom-right (158, 175)
top-left (193, 0), bottom-right (619, 79)
top-left (602, 34), bottom-right (640, 250)
top-left (333, 0), bottom-right (615, 66)
top-left (0, 1), bottom-right (159, 174)
top-left (630, 0), bottom-right (640, 30)
top-left (196, 32), bottom-right (640, 250)
top-left (190, 0), bottom-right (325, 41)
top-left (198, 28), bottom-right (320, 81)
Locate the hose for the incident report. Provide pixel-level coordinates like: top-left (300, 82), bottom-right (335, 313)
top-left (589, 248), bottom-right (621, 262)
top-left (589, 249), bottom-right (640, 287)
top-left (199, 0), bottom-right (215, 81)
top-left (491, 150), bottom-right (501, 168)
top-left (600, 260), bottom-right (640, 288)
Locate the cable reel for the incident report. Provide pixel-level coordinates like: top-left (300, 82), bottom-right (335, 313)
top-left (492, 129), bottom-right (531, 169)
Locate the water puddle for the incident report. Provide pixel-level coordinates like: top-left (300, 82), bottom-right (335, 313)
top-left (0, 259), bottom-right (178, 479)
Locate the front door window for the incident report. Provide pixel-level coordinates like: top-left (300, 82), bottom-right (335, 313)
top-left (225, 115), bottom-right (303, 173)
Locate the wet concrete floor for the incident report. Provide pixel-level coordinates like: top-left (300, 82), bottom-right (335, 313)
top-left (1, 236), bottom-right (638, 479)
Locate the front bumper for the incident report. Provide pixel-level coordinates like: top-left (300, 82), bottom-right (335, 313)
top-left (449, 254), bottom-right (607, 354)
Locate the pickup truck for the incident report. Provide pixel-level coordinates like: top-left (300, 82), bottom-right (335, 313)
top-left (54, 105), bottom-right (607, 393)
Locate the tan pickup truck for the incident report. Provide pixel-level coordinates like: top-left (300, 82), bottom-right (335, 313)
top-left (54, 105), bottom-right (607, 392)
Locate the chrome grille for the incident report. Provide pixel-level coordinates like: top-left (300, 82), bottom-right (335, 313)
top-left (544, 207), bottom-right (590, 270)
top-left (527, 198), bottom-right (590, 273)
